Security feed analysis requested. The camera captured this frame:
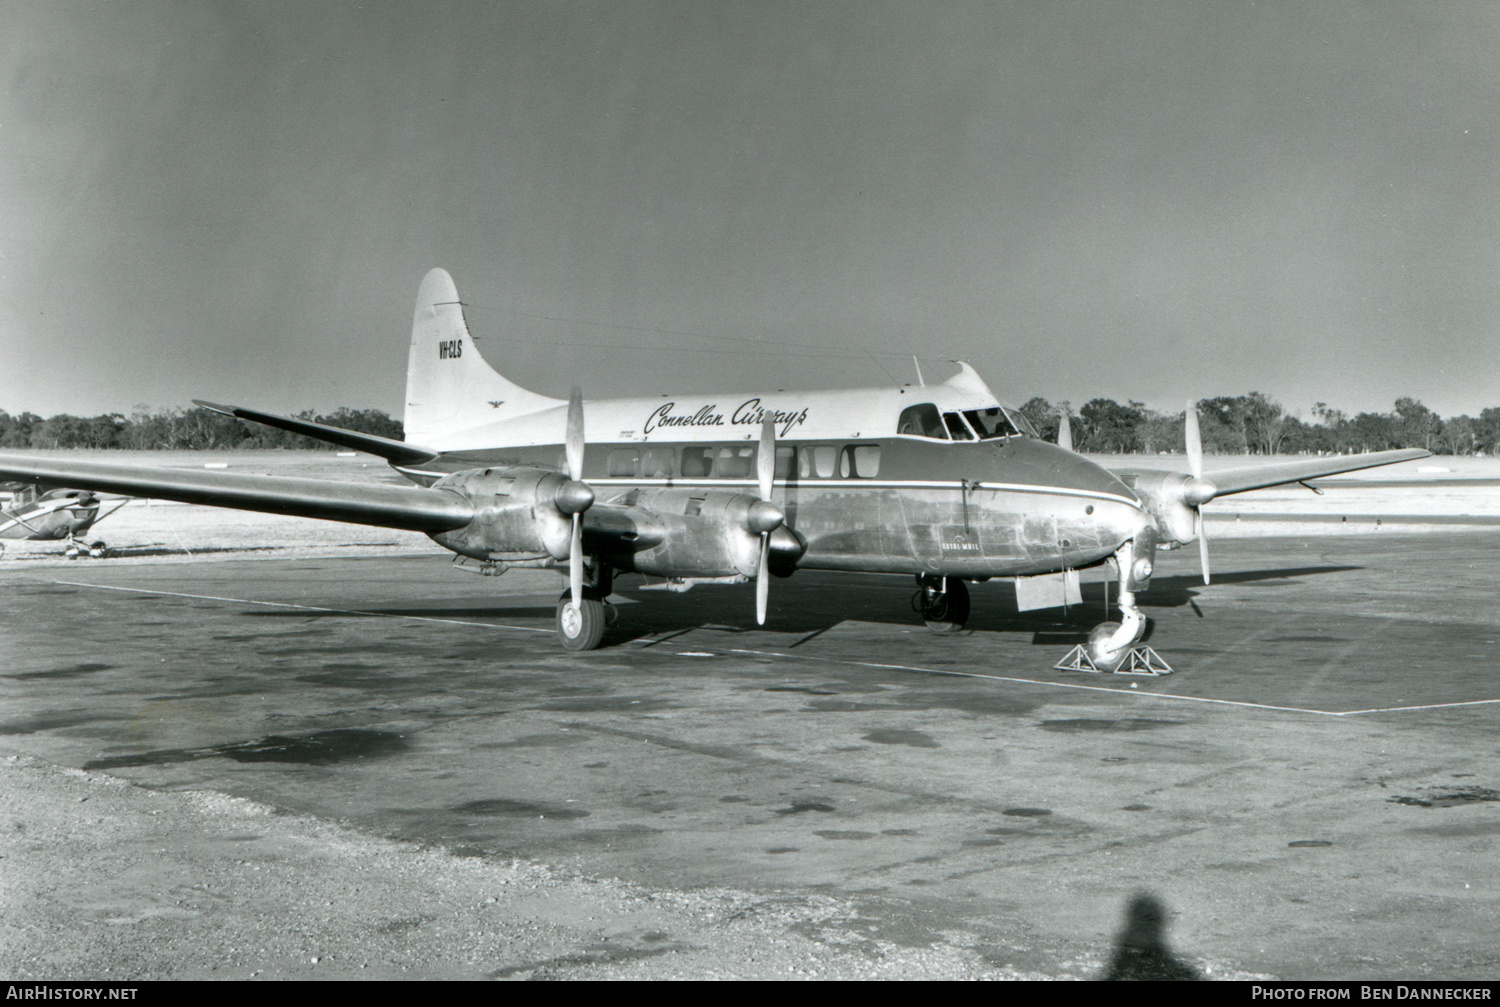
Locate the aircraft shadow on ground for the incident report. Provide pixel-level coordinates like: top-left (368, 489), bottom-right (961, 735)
top-left (604, 563), bottom-right (1363, 648)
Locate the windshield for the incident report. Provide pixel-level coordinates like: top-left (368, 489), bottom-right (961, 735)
top-left (962, 407), bottom-right (1022, 440)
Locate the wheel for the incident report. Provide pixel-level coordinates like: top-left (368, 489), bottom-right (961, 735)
top-left (921, 577), bottom-right (970, 634)
top-left (1086, 621), bottom-right (1128, 672)
top-left (89, 540), bottom-right (108, 559)
top-left (556, 590), bottom-right (606, 651)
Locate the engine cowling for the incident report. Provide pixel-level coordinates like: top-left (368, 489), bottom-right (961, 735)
top-left (614, 488), bottom-right (790, 579)
top-left (426, 466), bottom-right (590, 563)
top-left (1124, 470), bottom-right (1217, 547)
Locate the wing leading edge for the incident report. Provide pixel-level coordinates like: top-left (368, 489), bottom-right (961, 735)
top-left (0, 454), bottom-right (473, 534)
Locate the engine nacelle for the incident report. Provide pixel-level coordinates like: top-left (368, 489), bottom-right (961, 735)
top-left (426, 466), bottom-right (582, 563)
top-left (616, 488), bottom-right (780, 579)
top-left (1123, 469), bottom-right (1215, 547)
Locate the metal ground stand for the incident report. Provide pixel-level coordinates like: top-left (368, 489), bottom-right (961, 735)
top-left (1054, 646), bottom-right (1174, 675)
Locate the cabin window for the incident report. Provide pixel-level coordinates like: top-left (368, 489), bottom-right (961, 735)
top-left (607, 448), bottom-right (639, 477)
top-left (839, 445), bottom-right (881, 478)
top-left (963, 407), bottom-right (1021, 440)
top-left (798, 445), bottom-right (837, 478)
top-left (680, 446), bottom-right (715, 478)
top-left (641, 447), bottom-right (676, 478)
top-left (774, 446), bottom-right (795, 479)
top-left (943, 412), bottom-right (975, 441)
top-left (897, 403), bottom-right (946, 439)
top-left (716, 446), bottom-right (755, 479)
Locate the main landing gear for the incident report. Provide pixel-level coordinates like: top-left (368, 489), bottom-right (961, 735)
top-left (556, 564), bottom-right (613, 651)
top-left (64, 538), bottom-right (109, 560)
top-left (914, 574), bottom-right (970, 634)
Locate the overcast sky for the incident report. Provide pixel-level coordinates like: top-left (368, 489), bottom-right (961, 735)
top-left (3, 2), bottom-right (1497, 423)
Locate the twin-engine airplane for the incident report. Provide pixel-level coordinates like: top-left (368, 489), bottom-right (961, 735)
top-left (0, 269), bottom-right (1427, 666)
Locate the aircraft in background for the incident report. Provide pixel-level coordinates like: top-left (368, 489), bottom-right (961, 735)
top-left (0, 269), bottom-right (1427, 667)
top-left (0, 484), bottom-right (128, 558)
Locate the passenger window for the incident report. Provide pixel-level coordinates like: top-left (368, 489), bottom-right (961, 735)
top-left (897, 403), bottom-right (946, 439)
top-left (716, 446), bottom-right (754, 479)
top-left (680, 446), bottom-right (714, 478)
top-left (839, 445), bottom-right (882, 477)
top-left (607, 448), bottom-right (639, 477)
top-left (641, 447), bottom-right (676, 478)
top-left (774, 446), bottom-right (795, 479)
top-left (798, 446), bottom-right (837, 478)
top-left (944, 412), bottom-right (975, 441)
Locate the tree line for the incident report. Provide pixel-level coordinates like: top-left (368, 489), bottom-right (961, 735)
top-left (0, 406), bottom-right (402, 451)
top-left (1015, 393), bottom-right (1494, 455)
top-left (2, 393), bottom-right (1495, 455)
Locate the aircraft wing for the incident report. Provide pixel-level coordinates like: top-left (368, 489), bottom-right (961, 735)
top-left (1187, 448), bottom-right (1431, 497)
top-left (0, 453), bottom-right (473, 533)
top-left (193, 401), bottom-right (440, 467)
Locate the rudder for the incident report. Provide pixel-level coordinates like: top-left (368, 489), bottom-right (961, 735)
top-left (404, 268), bottom-right (560, 446)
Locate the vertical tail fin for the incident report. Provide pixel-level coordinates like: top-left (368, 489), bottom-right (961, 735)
top-left (403, 268), bottom-right (561, 446)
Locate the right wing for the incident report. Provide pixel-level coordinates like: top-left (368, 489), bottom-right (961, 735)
top-left (0, 453), bottom-right (473, 534)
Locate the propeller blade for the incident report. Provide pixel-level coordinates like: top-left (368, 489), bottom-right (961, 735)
top-left (1185, 399), bottom-right (1203, 479)
top-left (1196, 509), bottom-right (1211, 585)
top-left (570, 512), bottom-right (583, 611)
top-left (758, 416), bottom-right (775, 502)
top-left (756, 535), bottom-right (770, 625)
top-left (565, 387), bottom-right (585, 483)
top-left (1058, 412), bottom-right (1073, 452)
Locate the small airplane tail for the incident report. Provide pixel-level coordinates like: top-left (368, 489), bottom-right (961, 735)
top-left (404, 268), bottom-right (561, 446)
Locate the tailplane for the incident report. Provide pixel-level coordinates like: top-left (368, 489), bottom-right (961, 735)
top-left (404, 268), bottom-right (561, 446)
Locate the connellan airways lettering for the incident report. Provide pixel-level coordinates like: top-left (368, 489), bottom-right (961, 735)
top-left (643, 398), bottom-right (809, 437)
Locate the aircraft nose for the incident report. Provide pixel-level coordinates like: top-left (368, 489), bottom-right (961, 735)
top-left (1029, 439), bottom-right (1139, 504)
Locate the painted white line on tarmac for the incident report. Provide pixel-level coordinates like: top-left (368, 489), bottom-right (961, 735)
top-left (720, 647), bottom-right (1500, 718)
top-left (47, 579), bottom-right (553, 634)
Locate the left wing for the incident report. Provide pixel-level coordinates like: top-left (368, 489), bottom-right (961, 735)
top-left (1200, 448), bottom-right (1431, 496)
top-left (0, 453), bottom-right (473, 533)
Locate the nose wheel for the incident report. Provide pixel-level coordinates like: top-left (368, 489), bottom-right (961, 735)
top-left (914, 575), bottom-right (969, 633)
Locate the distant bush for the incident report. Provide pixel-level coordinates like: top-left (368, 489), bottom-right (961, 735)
top-left (0, 407), bottom-right (403, 451)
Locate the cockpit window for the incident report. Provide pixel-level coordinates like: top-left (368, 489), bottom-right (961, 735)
top-left (897, 403), bottom-right (947, 439)
top-left (1005, 408), bottom-right (1038, 438)
top-left (943, 412), bottom-right (975, 441)
top-left (962, 408), bottom-right (1021, 440)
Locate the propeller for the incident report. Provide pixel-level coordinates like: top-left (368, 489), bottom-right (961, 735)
top-left (1184, 400), bottom-right (1213, 584)
top-left (563, 388), bottom-right (589, 616)
top-left (1057, 411), bottom-right (1073, 452)
top-left (750, 416), bottom-right (785, 625)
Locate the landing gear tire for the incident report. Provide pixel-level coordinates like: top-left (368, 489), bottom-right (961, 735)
top-left (917, 576), bottom-right (970, 634)
top-left (557, 589), bottom-right (606, 651)
top-left (89, 540), bottom-right (108, 559)
top-left (1086, 621), bottom-right (1128, 673)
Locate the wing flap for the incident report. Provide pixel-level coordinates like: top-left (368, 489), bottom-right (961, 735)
top-left (1205, 448), bottom-right (1431, 496)
top-left (0, 454), bottom-right (473, 533)
top-left (193, 401), bottom-right (440, 466)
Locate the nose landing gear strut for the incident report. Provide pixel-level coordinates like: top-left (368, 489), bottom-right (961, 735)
top-left (1056, 536), bottom-right (1172, 675)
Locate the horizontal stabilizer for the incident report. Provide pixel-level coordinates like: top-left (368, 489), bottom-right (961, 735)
top-left (0, 454), bottom-right (473, 533)
top-left (192, 401), bottom-right (439, 467)
top-left (1207, 449), bottom-right (1431, 496)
